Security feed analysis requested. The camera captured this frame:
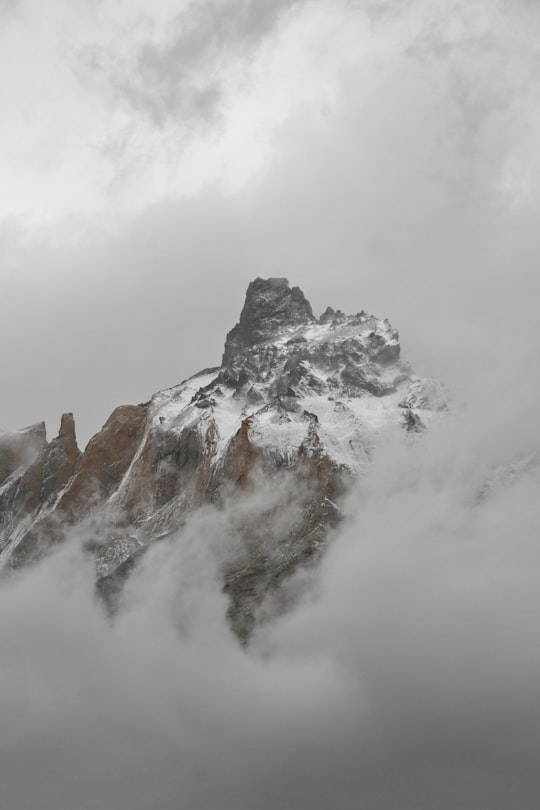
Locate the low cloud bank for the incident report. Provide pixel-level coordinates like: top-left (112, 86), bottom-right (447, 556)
top-left (0, 358), bottom-right (539, 810)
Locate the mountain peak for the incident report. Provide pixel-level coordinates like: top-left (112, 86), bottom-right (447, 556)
top-left (0, 279), bottom-right (445, 640)
top-left (222, 277), bottom-right (315, 365)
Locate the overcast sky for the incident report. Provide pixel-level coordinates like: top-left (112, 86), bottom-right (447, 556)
top-left (1, 0), bottom-right (539, 445)
top-left (1, 3), bottom-right (540, 808)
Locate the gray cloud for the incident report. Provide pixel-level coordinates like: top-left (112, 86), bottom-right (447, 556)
top-left (0, 0), bottom-right (18, 15)
top-left (3, 0), bottom-right (539, 445)
top-left (0, 0), bottom-right (539, 796)
top-left (0, 378), bottom-right (538, 809)
top-left (79, 0), bottom-right (306, 127)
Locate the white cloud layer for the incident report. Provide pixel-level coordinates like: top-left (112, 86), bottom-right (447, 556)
top-left (0, 0), bottom-right (344, 223)
top-left (0, 386), bottom-right (538, 809)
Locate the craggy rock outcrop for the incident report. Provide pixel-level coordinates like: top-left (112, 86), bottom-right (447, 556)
top-left (0, 278), bottom-right (445, 638)
top-left (58, 405), bottom-right (147, 518)
top-left (41, 413), bottom-right (80, 503)
top-left (224, 439), bottom-right (343, 641)
top-left (222, 277), bottom-right (316, 365)
top-left (4, 408), bottom-right (146, 569)
top-left (0, 422), bottom-right (47, 486)
top-left (0, 415), bottom-right (82, 567)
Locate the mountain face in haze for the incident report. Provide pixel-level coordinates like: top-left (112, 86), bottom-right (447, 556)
top-left (0, 278), bottom-right (445, 639)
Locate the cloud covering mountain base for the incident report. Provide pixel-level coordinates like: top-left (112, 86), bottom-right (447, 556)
top-left (1, 0), bottom-right (539, 806)
top-left (0, 379), bottom-right (538, 810)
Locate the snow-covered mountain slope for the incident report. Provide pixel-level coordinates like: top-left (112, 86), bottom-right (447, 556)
top-left (143, 277), bottom-right (444, 472)
top-left (0, 278), bottom-right (446, 638)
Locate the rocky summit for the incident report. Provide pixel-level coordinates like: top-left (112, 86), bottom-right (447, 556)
top-left (0, 279), bottom-right (446, 640)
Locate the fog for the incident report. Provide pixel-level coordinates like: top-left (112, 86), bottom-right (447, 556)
top-left (0, 352), bottom-right (539, 808)
top-left (1, 0), bottom-right (539, 807)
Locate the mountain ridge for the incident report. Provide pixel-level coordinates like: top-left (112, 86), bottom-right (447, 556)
top-left (0, 278), bottom-right (446, 639)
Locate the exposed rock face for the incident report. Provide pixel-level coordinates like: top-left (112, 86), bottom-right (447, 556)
top-left (41, 413), bottom-right (80, 503)
top-left (0, 423), bottom-right (46, 486)
top-left (222, 277), bottom-right (315, 365)
top-left (0, 415), bottom-right (81, 566)
top-left (218, 278), bottom-right (401, 407)
top-left (58, 405), bottom-right (147, 518)
top-left (5, 406), bottom-right (147, 571)
top-left (0, 279), bottom-right (445, 639)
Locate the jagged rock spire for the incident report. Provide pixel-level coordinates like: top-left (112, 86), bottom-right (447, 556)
top-left (222, 277), bottom-right (315, 366)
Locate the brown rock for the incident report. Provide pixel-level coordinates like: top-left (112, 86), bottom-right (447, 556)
top-left (0, 422), bottom-right (47, 486)
top-left (224, 419), bottom-right (259, 487)
top-left (9, 407), bottom-right (146, 570)
top-left (3, 415), bottom-right (81, 568)
top-left (40, 413), bottom-right (81, 503)
top-left (59, 405), bottom-right (147, 518)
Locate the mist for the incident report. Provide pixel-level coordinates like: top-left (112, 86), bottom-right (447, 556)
top-left (0, 347), bottom-right (538, 809)
top-left (1, 0), bottom-right (539, 807)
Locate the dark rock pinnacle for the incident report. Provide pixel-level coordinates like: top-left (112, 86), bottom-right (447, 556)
top-left (222, 278), bottom-right (315, 366)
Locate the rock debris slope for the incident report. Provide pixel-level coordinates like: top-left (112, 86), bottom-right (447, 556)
top-left (0, 278), bottom-right (445, 639)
